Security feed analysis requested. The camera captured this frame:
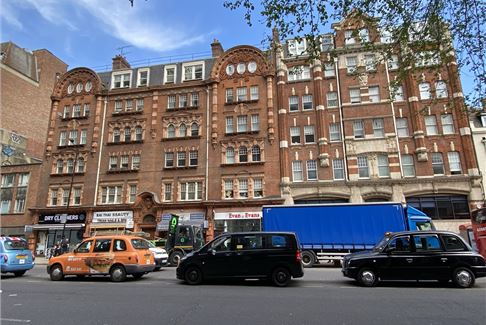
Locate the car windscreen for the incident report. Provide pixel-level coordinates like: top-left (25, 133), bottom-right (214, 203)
top-left (373, 236), bottom-right (391, 252)
top-left (3, 239), bottom-right (28, 250)
top-left (131, 238), bottom-right (150, 249)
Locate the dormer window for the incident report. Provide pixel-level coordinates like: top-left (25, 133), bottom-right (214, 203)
top-left (344, 30), bottom-right (356, 45)
top-left (164, 65), bottom-right (176, 84)
top-left (288, 38), bottom-right (307, 56)
top-left (112, 71), bottom-right (131, 89)
top-left (359, 29), bottom-right (369, 43)
top-left (480, 114), bottom-right (486, 128)
top-left (182, 62), bottom-right (204, 81)
top-left (321, 35), bottom-right (334, 51)
top-left (137, 68), bottom-right (149, 87)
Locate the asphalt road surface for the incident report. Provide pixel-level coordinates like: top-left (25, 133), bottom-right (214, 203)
top-left (1, 264), bottom-right (485, 325)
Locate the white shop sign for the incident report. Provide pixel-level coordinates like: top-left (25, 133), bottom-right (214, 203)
top-left (93, 211), bottom-right (133, 228)
top-left (214, 211), bottom-right (262, 220)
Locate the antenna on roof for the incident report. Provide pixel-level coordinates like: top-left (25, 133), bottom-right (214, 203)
top-left (116, 45), bottom-right (133, 56)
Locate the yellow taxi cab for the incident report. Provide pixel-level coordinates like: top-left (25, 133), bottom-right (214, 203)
top-left (47, 235), bottom-right (155, 282)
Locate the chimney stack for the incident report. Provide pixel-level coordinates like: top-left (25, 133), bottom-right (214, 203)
top-left (112, 55), bottom-right (131, 70)
top-left (211, 39), bottom-right (224, 58)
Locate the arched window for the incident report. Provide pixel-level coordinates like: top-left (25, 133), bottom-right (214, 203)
top-left (113, 128), bottom-right (120, 142)
top-left (135, 126), bottom-right (143, 141)
top-left (435, 80), bottom-right (448, 98)
top-left (191, 122), bottom-right (199, 136)
top-left (167, 124), bottom-right (175, 138)
top-left (67, 159), bottom-right (74, 174)
top-left (251, 145), bottom-right (261, 161)
top-left (76, 157), bottom-right (85, 173)
top-left (56, 159), bottom-right (63, 174)
top-left (124, 127), bottom-right (131, 142)
top-left (239, 146), bottom-right (248, 162)
top-left (179, 123), bottom-right (187, 137)
top-left (226, 147), bottom-right (235, 164)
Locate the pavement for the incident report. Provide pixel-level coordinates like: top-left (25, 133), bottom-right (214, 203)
top-left (34, 257), bottom-right (49, 265)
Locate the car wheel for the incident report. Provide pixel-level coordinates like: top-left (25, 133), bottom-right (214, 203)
top-left (271, 267), bottom-right (291, 287)
top-left (13, 270), bottom-right (26, 277)
top-left (357, 268), bottom-right (378, 287)
top-left (169, 251), bottom-right (184, 266)
top-left (301, 251), bottom-right (315, 268)
top-left (110, 265), bottom-right (127, 282)
top-left (132, 273), bottom-right (144, 279)
top-left (184, 266), bottom-right (203, 285)
top-left (452, 267), bottom-right (475, 288)
top-left (50, 264), bottom-right (64, 281)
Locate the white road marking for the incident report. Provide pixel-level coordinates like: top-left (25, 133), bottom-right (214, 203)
top-left (1, 318), bottom-right (31, 323)
top-left (14, 304), bottom-right (22, 306)
top-left (8, 294), bottom-right (17, 297)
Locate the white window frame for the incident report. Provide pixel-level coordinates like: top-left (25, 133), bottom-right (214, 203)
top-left (419, 82), bottom-right (431, 100)
top-left (225, 117), bottom-right (234, 134)
top-left (324, 63), bottom-right (335, 77)
top-left (369, 86), bottom-right (380, 103)
top-left (292, 161), bottom-right (303, 182)
top-left (180, 181), bottom-right (202, 201)
top-left (226, 88), bottom-right (234, 103)
top-left (329, 123), bottom-right (341, 142)
top-left (396, 118), bottom-right (409, 137)
top-left (181, 61), bottom-right (204, 81)
top-left (164, 65), bottom-right (176, 84)
top-left (226, 147), bottom-right (235, 164)
top-left (306, 160), bottom-right (318, 181)
top-left (364, 54), bottom-right (376, 71)
top-left (392, 85), bottom-right (404, 102)
top-left (111, 70), bottom-right (132, 89)
top-left (448, 152), bottom-right (462, 175)
top-left (164, 183), bottom-right (172, 201)
top-left (373, 118), bottom-right (384, 138)
top-left (377, 154), bottom-right (390, 177)
top-left (189, 151), bottom-right (198, 166)
top-left (224, 180), bottom-right (234, 199)
top-left (441, 114), bottom-right (455, 134)
top-left (353, 120), bottom-right (365, 138)
top-left (346, 56), bottom-right (358, 73)
top-left (350, 88), bottom-right (361, 103)
top-left (431, 153), bottom-right (445, 175)
top-left (302, 94), bottom-right (313, 110)
top-left (402, 154), bottom-right (415, 177)
top-left (436, 81), bottom-right (448, 99)
top-left (251, 114), bottom-right (260, 131)
top-left (290, 127), bottom-right (301, 144)
top-left (288, 38), bottom-right (307, 56)
top-left (165, 152), bottom-right (174, 168)
top-left (132, 155), bottom-right (140, 170)
top-left (253, 179), bottom-right (263, 198)
top-left (137, 68), bottom-right (150, 87)
top-left (304, 125), bottom-right (315, 143)
top-left (129, 184), bottom-right (137, 203)
top-left (333, 159), bottom-right (345, 180)
top-left (425, 115), bottom-right (438, 135)
top-left (237, 87), bottom-right (247, 102)
top-left (388, 55), bottom-right (399, 70)
top-left (357, 156), bottom-right (370, 178)
top-left (237, 115), bottom-right (248, 133)
top-left (344, 30), bottom-right (356, 45)
top-left (238, 179), bottom-right (248, 198)
top-left (289, 96), bottom-right (299, 111)
top-left (327, 92), bottom-right (338, 108)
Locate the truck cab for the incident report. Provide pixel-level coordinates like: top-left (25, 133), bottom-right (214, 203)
top-left (406, 206), bottom-right (435, 231)
top-left (166, 225), bottom-right (204, 266)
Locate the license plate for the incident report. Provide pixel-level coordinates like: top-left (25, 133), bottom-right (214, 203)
top-left (16, 255), bottom-right (26, 259)
top-left (19, 259), bottom-right (25, 264)
top-left (146, 259), bottom-right (150, 264)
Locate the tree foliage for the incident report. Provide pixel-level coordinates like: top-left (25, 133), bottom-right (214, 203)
top-left (224, 0), bottom-right (485, 107)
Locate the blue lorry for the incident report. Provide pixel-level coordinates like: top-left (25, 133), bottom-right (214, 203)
top-left (262, 202), bottom-right (434, 267)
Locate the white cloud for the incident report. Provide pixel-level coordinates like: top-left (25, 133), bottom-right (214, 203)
top-left (76, 0), bottom-right (208, 52)
top-left (23, 0), bottom-right (78, 30)
top-left (0, 1), bottom-right (24, 30)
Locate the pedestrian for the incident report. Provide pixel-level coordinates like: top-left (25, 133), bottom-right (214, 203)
top-left (61, 236), bottom-right (69, 253)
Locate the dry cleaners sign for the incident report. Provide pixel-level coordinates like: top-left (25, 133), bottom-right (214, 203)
top-left (92, 211), bottom-right (134, 228)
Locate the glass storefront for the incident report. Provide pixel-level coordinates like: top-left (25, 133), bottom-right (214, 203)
top-left (407, 195), bottom-right (470, 220)
top-left (213, 211), bottom-right (262, 237)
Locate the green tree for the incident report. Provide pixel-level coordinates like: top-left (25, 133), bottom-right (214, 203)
top-left (224, 0), bottom-right (485, 107)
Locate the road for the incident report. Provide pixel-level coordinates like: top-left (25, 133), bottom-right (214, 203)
top-left (1, 264), bottom-right (485, 325)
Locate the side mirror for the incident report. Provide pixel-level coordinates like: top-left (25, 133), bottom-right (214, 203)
top-left (209, 249), bottom-right (216, 256)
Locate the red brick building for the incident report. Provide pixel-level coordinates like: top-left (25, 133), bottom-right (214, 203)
top-left (28, 15), bottom-right (482, 253)
top-left (1, 42), bottom-right (67, 241)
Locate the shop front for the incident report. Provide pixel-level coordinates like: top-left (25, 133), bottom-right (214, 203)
top-left (90, 211), bottom-right (134, 236)
top-left (32, 213), bottom-right (86, 256)
top-left (156, 212), bottom-right (206, 238)
top-left (213, 211), bottom-right (262, 237)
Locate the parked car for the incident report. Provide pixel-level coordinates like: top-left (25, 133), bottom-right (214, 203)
top-left (47, 235), bottom-right (155, 282)
top-left (342, 230), bottom-right (486, 288)
top-left (177, 232), bottom-right (304, 287)
top-left (0, 236), bottom-right (35, 277)
top-left (145, 239), bottom-right (168, 270)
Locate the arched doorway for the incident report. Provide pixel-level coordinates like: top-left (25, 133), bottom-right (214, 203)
top-left (140, 214), bottom-right (156, 239)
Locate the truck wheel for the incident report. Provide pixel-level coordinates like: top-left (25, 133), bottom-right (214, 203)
top-left (271, 267), bottom-right (291, 287)
top-left (452, 267), bottom-right (475, 288)
top-left (301, 251), bottom-right (315, 268)
top-left (169, 251), bottom-right (184, 266)
top-left (50, 264), bottom-right (64, 281)
top-left (357, 268), bottom-right (378, 287)
top-left (110, 265), bottom-right (127, 282)
top-left (185, 266), bottom-right (203, 285)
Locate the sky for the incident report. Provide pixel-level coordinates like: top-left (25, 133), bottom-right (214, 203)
top-left (0, 0), bottom-right (476, 98)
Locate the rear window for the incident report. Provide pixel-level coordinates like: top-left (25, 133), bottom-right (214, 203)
top-left (3, 239), bottom-right (28, 250)
top-left (268, 235), bottom-right (291, 249)
top-left (234, 235), bottom-right (263, 250)
top-left (131, 238), bottom-right (150, 249)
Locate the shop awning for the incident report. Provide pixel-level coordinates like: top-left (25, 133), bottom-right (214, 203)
top-left (29, 224), bottom-right (85, 230)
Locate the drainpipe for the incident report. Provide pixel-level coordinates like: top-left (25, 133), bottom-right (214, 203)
top-left (385, 59), bottom-right (404, 177)
top-left (335, 57), bottom-right (349, 181)
top-left (93, 96), bottom-right (108, 206)
top-left (205, 86), bottom-right (210, 201)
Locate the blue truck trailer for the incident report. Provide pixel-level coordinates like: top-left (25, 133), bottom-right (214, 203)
top-left (262, 202), bottom-right (434, 267)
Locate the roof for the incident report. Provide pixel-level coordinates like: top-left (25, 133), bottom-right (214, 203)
top-left (387, 230), bottom-right (459, 236)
